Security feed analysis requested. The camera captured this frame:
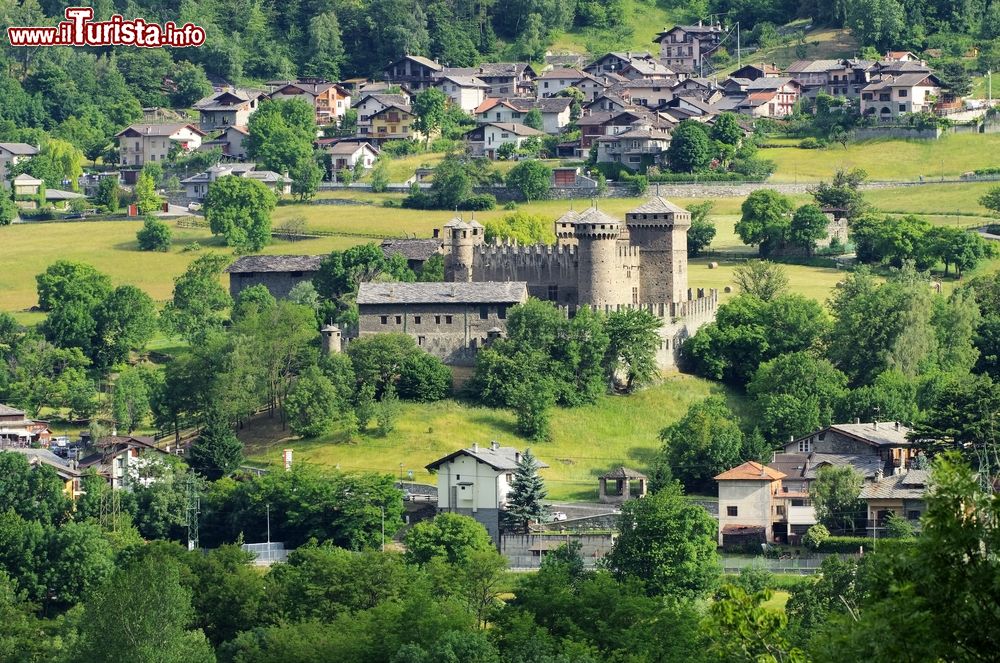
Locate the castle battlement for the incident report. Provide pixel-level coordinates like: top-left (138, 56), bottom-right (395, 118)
top-left (554, 289), bottom-right (718, 321)
top-left (475, 242), bottom-right (577, 258)
top-left (616, 245), bottom-right (641, 259)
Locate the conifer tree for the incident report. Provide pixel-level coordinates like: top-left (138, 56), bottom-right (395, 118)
top-left (502, 448), bottom-right (548, 533)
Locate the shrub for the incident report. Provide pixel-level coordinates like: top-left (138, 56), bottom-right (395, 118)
top-left (458, 194), bottom-right (496, 211)
top-left (812, 535), bottom-right (872, 553)
top-left (799, 137), bottom-right (827, 149)
top-left (136, 217), bottom-right (172, 252)
top-left (397, 352), bottom-right (452, 401)
top-left (734, 559), bottom-right (773, 595)
top-left (382, 199), bottom-right (399, 208)
top-left (802, 523), bottom-right (830, 550)
top-left (380, 140), bottom-right (422, 157)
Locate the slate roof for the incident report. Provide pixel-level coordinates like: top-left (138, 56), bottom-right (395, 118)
top-left (576, 111), bottom-right (616, 126)
top-left (436, 74), bottom-right (488, 87)
top-left (426, 444), bottom-right (549, 472)
top-left (715, 461), bottom-right (785, 481)
top-left (380, 238), bottom-right (443, 261)
top-left (747, 77), bottom-right (798, 90)
top-left (195, 88), bottom-right (265, 110)
top-left (327, 141), bottom-right (378, 155)
top-left (95, 435), bottom-right (156, 449)
top-left (595, 128), bottom-right (671, 141)
top-left (115, 123), bottom-right (205, 137)
top-left (601, 466), bottom-right (648, 480)
top-left (0, 142), bottom-right (38, 155)
top-left (225, 255), bottom-right (324, 274)
top-left (12, 174), bottom-right (42, 184)
top-left (443, 63), bottom-right (533, 78)
top-left (771, 452), bottom-right (886, 481)
top-left (828, 422), bottom-right (913, 447)
top-left (786, 59), bottom-right (840, 74)
top-left (480, 122), bottom-right (546, 137)
top-left (3, 448), bottom-right (81, 476)
top-left (859, 470), bottom-right (930, 500)
top-left (569, 206), bottom-right (620, 226)
top-left (629, 197), bottom-right (688, 214)
top-left (358, 281), bottom-right (528, 305)
top-left (354, 93), bottom-right (410, 108)
top-left (0, 404), bottom-right (25, 417)
top-left (538, 67), bottom-right (588, 80)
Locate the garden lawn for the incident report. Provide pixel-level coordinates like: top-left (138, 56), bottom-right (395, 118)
top-left (763, 134), bottom-right (1000, 182)
top-left (865, 181), bottom-right (997, 218)
top-left (548, 0), bottom-right (678, 54)
top-left (243, 373), bottom-right (741, 501)
top-left (689, 258), bottom-right (846, 304)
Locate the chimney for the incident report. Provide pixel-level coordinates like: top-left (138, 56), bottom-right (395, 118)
top-left (433, 228), bottom-right (440, 238)
top-left (491, 441), bottom-right (500, 451)
top-left (855, 417), bottom-right (861, 424)
top-left (873, 420), bottom-right (879, 430)
top-left (894, 421), bottom-right (900, 431)
top-left (472, 442), bottom-right (479, 452)
top-left (515, 451), bottom-right (521, 463)
top-left (111, 428), bottom-right (117, 437)
top-left (759, 462), bottom-right (766, 477)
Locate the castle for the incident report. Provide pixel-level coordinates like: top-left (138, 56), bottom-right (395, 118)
top-left (438, 197), bottom-right (718, 368)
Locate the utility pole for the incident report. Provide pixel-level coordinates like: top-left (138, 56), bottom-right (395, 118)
top-left (266, 503), bottom-right (271, 545)
top-left (185, 474), bottom-right (200, 552)
top-left (989, 69), bottom-right (993, 106)
top-left (736, 22), bottom-right (741, 69)
top-left (381, 506), bottom-right (385, 552)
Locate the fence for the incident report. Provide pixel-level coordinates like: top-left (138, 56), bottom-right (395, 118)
top-left (721, 553), bottom-right (860, 575)
top-left (241, 542), bottom-right (289, 566)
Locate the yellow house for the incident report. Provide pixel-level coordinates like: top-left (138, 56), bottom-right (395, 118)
top-left (369, 104), bottom-right (425, 145)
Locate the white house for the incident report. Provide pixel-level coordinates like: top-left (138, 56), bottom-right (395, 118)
top-left (0, 143), bottom-right (38, 187)
top-left (465, 123), bottom-right (546, 158)
top-left (426, 442), bottom-right (548, 540)
top-left (181, 163), bottom-right (291, 200)
top-left (115, 123), bottom-right (206, 167)
top-left (199, 125), bottom-right (250, 160)
top-left (353, 93), bottom-right (410, 134)
top-left (194, 88), bottom-right (267, 132)
top-left (594, 128), bottom-right (671, 169)
top-left (536, 67), bottom-right (589, 98)
top-left (326, 141), bottom-right (380, 170)
top-left (79, 435), bottom-right (174, 491)
top-left (715, 461), bottom-right (786, 548)
top-left (434, 75), bottom-right (489, 113)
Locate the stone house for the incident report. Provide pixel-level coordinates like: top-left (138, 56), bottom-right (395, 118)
top-left (0, 142), bottom-right (38, 187)
top-left (464, 122), bottom-right (546, 158)
top-left (441, 63), bottom-right (537, 96)
top-left (434, 75), bottom-right (489, 113)
top-left (115, 123), bottom-right (205, 167)
top-left (585, 93), bottom-right (631, 114)
top-left (225, 254), bottom-right (324, 299)
top-left (859, 469), bottom-right (929, 536)
top-left (715, 461), bottom-right (786, 548)
top-left (783, 421), bottom-right (918, 474)
top-left (584, 52), bottom-right (656, 76)
top-left (383, 54), bottom-right (443, 92)
top-left (425, 442), bottom-right (548, 541)
top-left (10, 174), bottom-right (85, 210)
top-left (356, 280), bottom-right (529, 365)
top-left (268, 79), bottom-right (351, 125)
top-left (199, 125), bottom-right (250, 160)
top-left (194, 88), bottom-right (266, 132)
top-left (595, 127), bottom-right (671, 169)
top-left (786, 59), bottom-right (840, 96)
top-left (654, 23), bottom-right (725, 74)
top-left (825, 58), bottom-right (877, 99)
top-left (731, 62), bottom-right (781, 80)
top-left (353, 93), bottom-right (411, 135)
top-left (380, 237), bottom-right (444, 271)
top-left (860, 73), bottom-right (941, 120)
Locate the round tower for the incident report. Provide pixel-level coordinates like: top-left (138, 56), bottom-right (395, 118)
top-left (443, 218), bottom-right (483, 282)
top-left (320, 324), bottom-right (342, 355)
top-left (575, 207), bottom-right (622, 307)
top-left (625, 197), bottom-right (691, 304)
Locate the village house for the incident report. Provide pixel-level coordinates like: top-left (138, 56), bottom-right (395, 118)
top-left (731, 62), bottom-right (781, 80)
top-left (10, 173), bottom-right (86, 210)
top-left (383, 54), bottom-right (443, 92)
top-left (535, 68), bottom-right (590, 98)
top-left (268, 79), bottom-right (352, 125)
top-left (594, 127), bottom-right (671, 169)
top-left (353, 93), bottom-right (411, 135)
top-left (824, 59), bottom-right (877, 99)
top-left (426, 442), bottom-right (548, 541)
top-left (584, 52), bottom-right (655, 75)
top-left (860, 73), bottom-right (941, 120)
top-left (616, 78), bottom-right (677, 108)
top-left (325, 140), bottom-right (379, 171)
top-left (715, 461), bottom-right (787, 548)
top-left (79, 435), bottom-right (173, 491)
top-left (442, 62), bottom-right (537, 96)
top-left (786, 59), bottom-right (840, 96)
top-left (782, 421), bottom-right (918, 474)
top-left (199, 125), bottom-right (250, 160)
top-left (368, 104), bottom-right (423, 145)
top-left (4, 448), bottom-right (85, 499)
top-left (473, 98), bottom-right (572, 134)
top-left (356, 280), bottom-right (529, 365)
top-left (115, 123), bottom-right (205, 166)
top-left (434, 74), bottom-right (489, 113)
top-left (738, 77), bottom-right (802, 117)
top-left (0, 142), bottom-right (38, 187)
top-left (464, 122), bottom-right (546, 158)
top-left (654, 23), bottom-right (725, 74)
top-left (0, 404), bottom-right (52, 448)
top-left (859, 468), bottom-right (929, 536)
top-left (571, 73), bottom-right (612, 102)
top-left (586, 92), bottom-right (631, 114)
top-left (619, 58), bottom-right (678, 80)
top-left (180, 163), bottom-right (292, 201)
top-left (194, 88), bottom-right (267, 132)
top-left (225, 254), bottom-right (324, 299)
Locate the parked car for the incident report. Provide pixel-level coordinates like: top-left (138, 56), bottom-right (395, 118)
top-left (550, 511), bottom-right (567, 522)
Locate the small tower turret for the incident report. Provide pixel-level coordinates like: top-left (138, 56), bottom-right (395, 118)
top-left (574, 207), bottom-right (622, 307)
top-left (626, 197), bottom-right (691, 304)
top-left (443, 217), bottom-right (483, 282)
top-left (321, 324), bottom-right (342, 355)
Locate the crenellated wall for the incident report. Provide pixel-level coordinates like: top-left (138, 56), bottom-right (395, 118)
top-left (471, 242), bottom-right (581, 304)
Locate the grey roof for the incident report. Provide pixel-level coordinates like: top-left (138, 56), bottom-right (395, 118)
top-left (1, 448), bottom-right (81, 476)
top-left (390, 54), bottom-right (442, 71)
top-left (0, 143), bottom-right (38, 155)
top-left (630, 197), bottom-right (688, 214)
top-left (436, 74), bottom-right (488, 87)
top-left (357, 281), bottom-right (528, 305)
top-left (570, 206), bottom-right (620, 226)
top-left (354, 93), bottom-right (410, 108)
top-left (115, 123), bottom-right (204, 137)
top-left (576, 111), bottom-right (615, 126)
top-left (443, 62), bottom-right (533, 78)
top-left (505, 97), bottom-right (573, 114)
top-left (245, 170), bottom-right (293, 184)
top-left (12, 173), bottom-right (41, 184)
top-left (786, 59), bottom-right (840, 73)
top-left (617, 78), bottom-right (677, 89)
top-left (595, 128), bottom-right (671, 141)
top-left (859, 470), bottom-right (930, 500)
top-left (0, 404), bottom-right (25, 417)
top-left (601, 466), bottom-right (648, 479)
top-left (747, 77), bottom-right (797, 90)
top-left (770, 452), bottom-right (886, 481)
top-left (538, 67), bottom-right (588, 80)
top-left (328, 141), bottom-right (378, 155)
top-left (195, 88), bottom-right (265, 109)
top-left (380, 238), bottom-right (443, 261)
top-left (226, 255), bottom-right (324, 274)
top-left (482, 122), bottom-right (546, 137)
top-left (829, 422), bottom-right (913, 447)
top-left (426, 444), bottom-right (549, 471)
top-left (45, 188), bottom-right (86, 200)
top-left (95, 435), bottom-right (156, 449)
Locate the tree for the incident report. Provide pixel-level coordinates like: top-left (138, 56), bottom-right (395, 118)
top-left (204, 176), bottom-right (277, 252)
top-left (605, 482), bottom-right (719, 598)
top-left (483, 212), bottom-right (555, 244)
top-left (505, 160), bottom-right (551, 201)
top-left (523, 107), bottom-right (544, 131)
top-left (413, 88), bottom-right (447, 146)
top-left (909, 373), bottom-right (1000, 464)
top-left (404, 513), bottom-right (495, 564)
top-left (847, 0), bottom-right (905, 51)
top-left (980, 185), bottom-right (1000, 218)
top-left (396, 351), bottom-right (452, 401)
top-left (370, 158), bottom-right (390, 192)
top-left (801, 523), bottom-right (830, 550)
top-left (112, 366), bottom-right (151, 432)
top-left (810, 465), bottom-right (865, 534)
top-left (666, 121), bottom-right (712, 172)
top-left (502, 448), bottom-right (548, 533)
top-left (0, 189), bottom-right (17, 226)
top-left (285, 365), bottom-right (345, 438)
top-left (35, 260), bottom-right (111, 312)
top-left (73, 558), bottom-right (215, 663)
top-left (733, 260), bottom-right (789, 301)
top-left (789, 204), bottom-right (829, 256)
top-left (170, 61), bottom-right (213, 107)
top-left (162, 253), bottom-right (232, 343)
top-left (0, 452), bottom-right (72, 524)
top-left (92, 285), bottom-right (158, 367)
top-left (687, 201), bottom-right (716, 257)
top-left (656, 396), bottom-right (744, 493)
top-left (246, 98), bottom-right (317, 175)
top-left (938, 60), bottom-right (972, 99)
top-left (510, 371), bottom-right (555, 441)
top-left (134, 170), bottom-right (162, 216)
top-left (136, 217), bottom-right (171, 251)
top-left (512, 13), bottom-right (546, 61)
top-left (427, 155), bottom-right (473, 209)
top-left (710, 112), bottom-right (743, 146)
top-left (604, 308), bottom-right (662, 393)
top-left (811, 168), bottom-right (868, 220)
top-left (736, 189), bottom-right (794, 256)
top-left (708, 585), bottom-right (805, 663)
top-left (291, 157), bottom-right (322, 201)
top-left (187, 410), bottom-right (244, 480)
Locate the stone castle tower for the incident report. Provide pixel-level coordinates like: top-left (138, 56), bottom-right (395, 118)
top-left (443, 217), bottom-right (484, 282)
top-left (625, 197), bottom-right (691, 305)
top-left (574, 208), bottom-right (623, 307)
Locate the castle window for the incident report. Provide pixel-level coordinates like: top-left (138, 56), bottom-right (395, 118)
top-left (380, 316), bottom-right (388, 324)
top-left (632, 287), bottom-right (638, 304)
top-left (445, 315), bottom-right (453, 324)
top-left (497, 305), bottom-right (507, 319)
top-left (395, 315), bottom-right (402, 324)
top-left (435, 315), bottom-right (441, 324)
top-left (290, 271), bottom-right (302, 277)
top-left (547, 285), bottom-right (558, 301)
top-left (418, 335), bottom-right (425, 346)
top-left (414, 316), bottom-right (421, 324)
top-left (479, 306), bottom-right (489, 319)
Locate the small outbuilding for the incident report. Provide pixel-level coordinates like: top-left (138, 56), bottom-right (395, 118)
top-left (598, 466), bottom-right (649, 503)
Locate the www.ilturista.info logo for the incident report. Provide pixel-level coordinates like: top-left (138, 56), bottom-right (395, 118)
top-left (7, 7), bottom-right (206, 47)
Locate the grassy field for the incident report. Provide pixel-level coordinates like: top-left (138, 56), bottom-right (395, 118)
top-left (720, 25), bottom-right (857, 74)
top-left (763, 134), bottom-right (1000, 182)
top-left (865, 181), bottom-right (996, 218)
top-left (243, 373), bottom-right (740, 501)
top-left (548, 0), bottom-right (676, 55)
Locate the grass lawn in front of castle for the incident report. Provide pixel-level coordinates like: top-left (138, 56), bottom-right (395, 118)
top-left (242, 373), bottom-right (742, 501)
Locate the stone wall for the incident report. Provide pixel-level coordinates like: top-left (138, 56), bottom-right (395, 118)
top-left (229, 270), bottom-right (319, 300)
top-left (500, 533), bottom-right (616, 568)
top-left (472, 243), bottom-right (580, 304)
top-left (851, 126), bottom-right (942, 141)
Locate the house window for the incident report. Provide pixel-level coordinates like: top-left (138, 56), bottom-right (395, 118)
top-left (479, 306), bottom-right (489, 319)
top-left (506, 473), bottom-right (514, 483)
top-left (776, 505), bottom-right (786, 516)
top-left (414, 316), bottom-right (421, 324)
top-left (907, 510), bottom-right (920, 520)
top-left (435, 315), bottom-right (441, 324)
top-left (899, 104), bottom-right (906, 112)
top-left (395, 315), bottom-right (402, 324)
top-left (798, 438), bottom-right (811, 453)
top-left (380, 316), bottom-right (388, 324)
top-left (497, 305), bottom-right (507, 319)
top-left (791, 499), bottom-right (812, 507)
top-left (898, 89), bottom-right (908, 97)
top-left (726, 506), bottom-right (738, 517)
top-left (547, 285), bottom-right (558, 301)
top-left (445, 315), bottom-right (453, 324)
